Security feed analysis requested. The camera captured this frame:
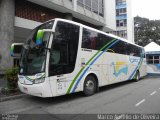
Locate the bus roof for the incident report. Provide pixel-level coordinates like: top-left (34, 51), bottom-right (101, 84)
top-left (45, 18), bottom-right (144, 49)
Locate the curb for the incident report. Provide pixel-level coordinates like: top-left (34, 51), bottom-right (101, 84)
top-left (146, 74), bottom-right (160, 79)
top-left (0, 94), bottom-right (28, 102)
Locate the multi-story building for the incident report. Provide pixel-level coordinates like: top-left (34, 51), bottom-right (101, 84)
top-left (0, 0), bottom-right (134, 73)
top-left (109, 0), bottom-right (134, 43)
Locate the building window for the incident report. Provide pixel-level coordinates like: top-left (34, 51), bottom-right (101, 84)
top-left (85, 0), bottom-right (92, 10)
top-left (110, 30), bottom-right (127, 39)
top-left (116, 0), bottom-right (126, 6)
top-left (77, 0), bottom-right (84, 7)
top-left (116, 19), bottom-right (127, 27)
top-left (116, 8), bottom-right (126, 16)
top-left (99, 0), bottom-right (104, 16)
top-left (92, 0), bottom-right (98, 14)
top-left (77, 0), bottom-right (104, 17)
top-left (147, 55), bottom-right (160, 64)
top-left (116, 0), bottom-right (127, 27)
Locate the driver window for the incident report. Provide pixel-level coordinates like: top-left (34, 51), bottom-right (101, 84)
top-left (49, 21), bottom-right (80, 76)
top-left (50, 50), bottom-right (60, 65)
top-left (50, 43), bottom-right (68, 65)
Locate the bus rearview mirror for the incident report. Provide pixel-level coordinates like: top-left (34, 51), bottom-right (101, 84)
top-left (36, 29), bottom-right (55, 46)
top-left (10, 43), bottom-right (23, 57)
top-left (10, 44), bottom-right (14, 57)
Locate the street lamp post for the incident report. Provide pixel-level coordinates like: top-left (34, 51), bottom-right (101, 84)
top-left (136, 28), bottom-right (139, 44)
top-left (135, 22), bottom-right (140, 45)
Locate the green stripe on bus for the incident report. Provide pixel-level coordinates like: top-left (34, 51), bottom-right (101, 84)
top-left (25, 74), bottom-right (45, 82)
top-left (25, 76), bottom-right (33, 82)
top-left (66, 38), bottom-right (116, 94)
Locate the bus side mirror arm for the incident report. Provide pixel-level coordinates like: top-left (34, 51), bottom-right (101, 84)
top-left (46, 48), bottom-right (51, 53)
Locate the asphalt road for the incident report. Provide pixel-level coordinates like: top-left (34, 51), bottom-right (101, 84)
top-left (0, 77), bottom-right (160, 120)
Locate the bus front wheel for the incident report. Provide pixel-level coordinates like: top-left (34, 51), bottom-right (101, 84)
top-left (83, 75), bottom-right (97, 96)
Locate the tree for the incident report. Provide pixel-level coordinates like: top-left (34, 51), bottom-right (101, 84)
top-left (134, 16), bottom-right (160, 46)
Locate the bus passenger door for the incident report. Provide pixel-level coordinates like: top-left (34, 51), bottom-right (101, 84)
top-left (48, 21), bottom-right (80, 96)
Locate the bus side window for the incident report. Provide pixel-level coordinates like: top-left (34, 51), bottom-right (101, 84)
top-left (82, 28), bottom-right (98, 50)
top-left (91, 37), bottom-right (96, 49)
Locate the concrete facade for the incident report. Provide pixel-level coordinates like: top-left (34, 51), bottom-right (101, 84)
top-left (127, 0), bottom-right (134, 43)
top-left (104, 0), bottom-right (116, 30)
top-left (0, 0), bottom-right (15, 73)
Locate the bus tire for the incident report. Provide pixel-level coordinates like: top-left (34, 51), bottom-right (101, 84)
top-left (135, 71), bottom-right (140, 82)
top-left (83, 75), bottom-right (97, 96)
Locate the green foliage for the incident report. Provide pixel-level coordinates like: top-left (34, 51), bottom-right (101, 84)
top-left (134, 16), bottom-right (160, 46)
top-left (1, 87), bottom-right (10, 95)
top-left (5, 67), bottom-right (18, 92)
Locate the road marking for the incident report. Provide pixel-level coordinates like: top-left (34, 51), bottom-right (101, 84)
top-left (135, 99), bottom-right (145, 107)
top-left (150, 91), bottom-right (157, 96)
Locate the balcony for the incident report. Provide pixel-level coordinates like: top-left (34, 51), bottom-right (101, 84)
top-left (116, 4), bottom-right (127, 9)
top-left (116, 14), bottom-right (127, 20)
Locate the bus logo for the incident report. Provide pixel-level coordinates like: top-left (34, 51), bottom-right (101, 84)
top-left (129, 56), bottom-right (139, 63)
top-left (112, 62), bottom-right (128, 77)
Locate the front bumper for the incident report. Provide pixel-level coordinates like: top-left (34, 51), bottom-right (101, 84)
top-left (18, 81), bottom-right (53, 97)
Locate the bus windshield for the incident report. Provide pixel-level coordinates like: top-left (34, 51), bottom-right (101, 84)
top-left (19, 21), bottom-right (54, 75)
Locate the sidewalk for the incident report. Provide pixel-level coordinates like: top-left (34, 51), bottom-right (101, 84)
top-left (0, 77), bottom-right (28, 102)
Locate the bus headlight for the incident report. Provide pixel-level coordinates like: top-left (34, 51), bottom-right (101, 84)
top-left (34, 77), bottom-right (45, 84)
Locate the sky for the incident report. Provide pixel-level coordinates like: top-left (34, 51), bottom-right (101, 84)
top-left (132, 0), bottom-right (160, 20)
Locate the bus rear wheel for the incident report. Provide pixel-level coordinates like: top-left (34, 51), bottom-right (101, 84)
top-left (83, 75), bottom-right (97, 96)
top-left (135, 71), bottom-right (140, 82)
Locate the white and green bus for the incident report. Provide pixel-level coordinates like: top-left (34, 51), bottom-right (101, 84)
top-left (12, 18), bottom-right (147, 97)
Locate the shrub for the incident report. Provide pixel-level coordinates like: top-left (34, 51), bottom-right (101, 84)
top-left (5, 67), bottom-right (18, 92)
